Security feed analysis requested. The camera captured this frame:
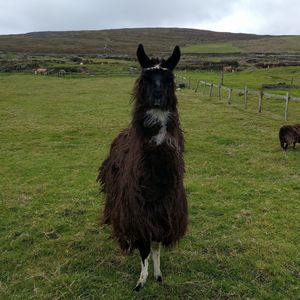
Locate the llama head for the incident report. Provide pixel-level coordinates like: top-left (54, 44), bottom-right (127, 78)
top-left (135, 44), bottom-right (180, 110)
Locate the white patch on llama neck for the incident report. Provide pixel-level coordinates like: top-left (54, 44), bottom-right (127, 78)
top-left (144, 109), bottom-right (170, 127)
top-left (144, 109), bottom-right (170, 145)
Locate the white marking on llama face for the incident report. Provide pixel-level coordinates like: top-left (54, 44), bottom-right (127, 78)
top-left (144, 109), bottom-right (170, 145)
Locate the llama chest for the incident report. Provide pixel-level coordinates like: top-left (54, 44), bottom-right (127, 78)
top-left (143, 109), bottom-right (170, 146)
top-left (140, 146), bottom-right (180, 201)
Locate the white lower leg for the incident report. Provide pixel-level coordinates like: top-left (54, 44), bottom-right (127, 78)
top-left (135, 254), bottom-right (150, 289)
top-left (152, 242), bottom-right (162, 281)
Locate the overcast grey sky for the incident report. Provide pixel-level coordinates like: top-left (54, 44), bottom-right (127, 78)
top-left (0, 0), bottom-right (299, 35)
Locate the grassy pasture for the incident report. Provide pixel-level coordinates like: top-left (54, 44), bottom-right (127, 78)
top-left (179, 66), bottom-right (300, 98)
top-left (0, 74), bottom-right (300, 299)
top-left (234, 36), bottom-right (300, 53)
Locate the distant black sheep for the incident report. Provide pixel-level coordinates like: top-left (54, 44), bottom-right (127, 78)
top-left (279, 124), bottom-right (300, 150)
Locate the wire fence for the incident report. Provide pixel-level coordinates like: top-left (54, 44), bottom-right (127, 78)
top-left (175, 74), bottom-right (300, 121)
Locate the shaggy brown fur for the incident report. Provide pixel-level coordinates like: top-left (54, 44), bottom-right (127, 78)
top-left (98, 45), bottom-right (187, 253)
top-left (279, 124), bottom-right (300, 150)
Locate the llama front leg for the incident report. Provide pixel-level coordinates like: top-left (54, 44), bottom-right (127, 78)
top-left (134, 241), bottom-right (151, 291)
top-left (152, 242), bottom-right (162, 282)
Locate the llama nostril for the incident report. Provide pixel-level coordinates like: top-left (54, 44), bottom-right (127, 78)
top-left (154, 98), bottom-right (161, 106)
top-left (154, 91), bottom-right (162, 98)
top-left (152, 91), bottom-right (163, 106)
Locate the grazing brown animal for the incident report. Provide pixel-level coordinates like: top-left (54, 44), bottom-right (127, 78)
top-left (58, 69), bottom-right (66, 76)
top-left (223, 66), bottom-right (235, 73)
top-left (98, 44), bottom-right (188, 291)
top-left (279, 124), bottom-right (300, 150)
top-left (35, 68), bottom-right (48, 75)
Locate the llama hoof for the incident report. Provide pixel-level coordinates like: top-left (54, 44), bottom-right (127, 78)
top-left (133, 282), bottom-right (144, 292)
top-left (155, 275), bottom-right (163, 283)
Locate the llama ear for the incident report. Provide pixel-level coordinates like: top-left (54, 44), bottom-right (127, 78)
top-left (164, 46), bottom-right (181, 70)
top-left (137, 44), bottom-right (151, 68)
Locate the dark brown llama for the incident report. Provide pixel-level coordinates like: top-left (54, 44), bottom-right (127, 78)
top-left (279, 124), bottom-right (300, 150)
top-left (98, 44), bottom-right (188, 291)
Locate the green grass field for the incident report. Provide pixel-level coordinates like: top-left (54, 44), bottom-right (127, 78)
top-left (1, 74), bottom-right (299, 299)
top-left (234, 36), bottom-right (300, 53)
top-left (179, 67), bottom-right (300, 98)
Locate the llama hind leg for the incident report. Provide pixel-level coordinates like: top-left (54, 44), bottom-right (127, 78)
top-left (152, 242), bottom-right (162, 282)
top-left (133, 241), bottom-right (151, 291)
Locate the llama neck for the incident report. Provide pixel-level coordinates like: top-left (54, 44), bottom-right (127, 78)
top-left (132, 106), bottom-right (179, 147)
top-left (144, 109), bottom-right (170, 146)
top-left (143, 109), bottom-right (170, 128)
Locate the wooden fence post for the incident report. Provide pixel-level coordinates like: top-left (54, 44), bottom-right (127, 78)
top-left (209, 83), bottom-right (213, 97)
top-left (218, 82), bottom-right (222, 99)
top-left (228, 88), bottom-right (232, 104)
top-left (194, 81), bottom-right (199, 93)
top-left (244, 86), bottom-right (248, 109)
top-left (220, 70), bottom-right (224, 86)
top-left (258, 91), bottom-right (263, 112)
top-left (285, 92), bottom-right (289, 121)
top-left (203, 81), bottom-right (206, 95)
top-left (178, 75), bottom-right (181, 85)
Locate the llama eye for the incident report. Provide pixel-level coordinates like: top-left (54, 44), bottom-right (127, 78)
top-left (142, 75), bottom-right (151, 82)
top-left (164, 77), bottom-right (173, 83)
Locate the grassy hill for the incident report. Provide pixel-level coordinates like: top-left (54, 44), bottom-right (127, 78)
top-left (1, 27), bottom-right (300, 56)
